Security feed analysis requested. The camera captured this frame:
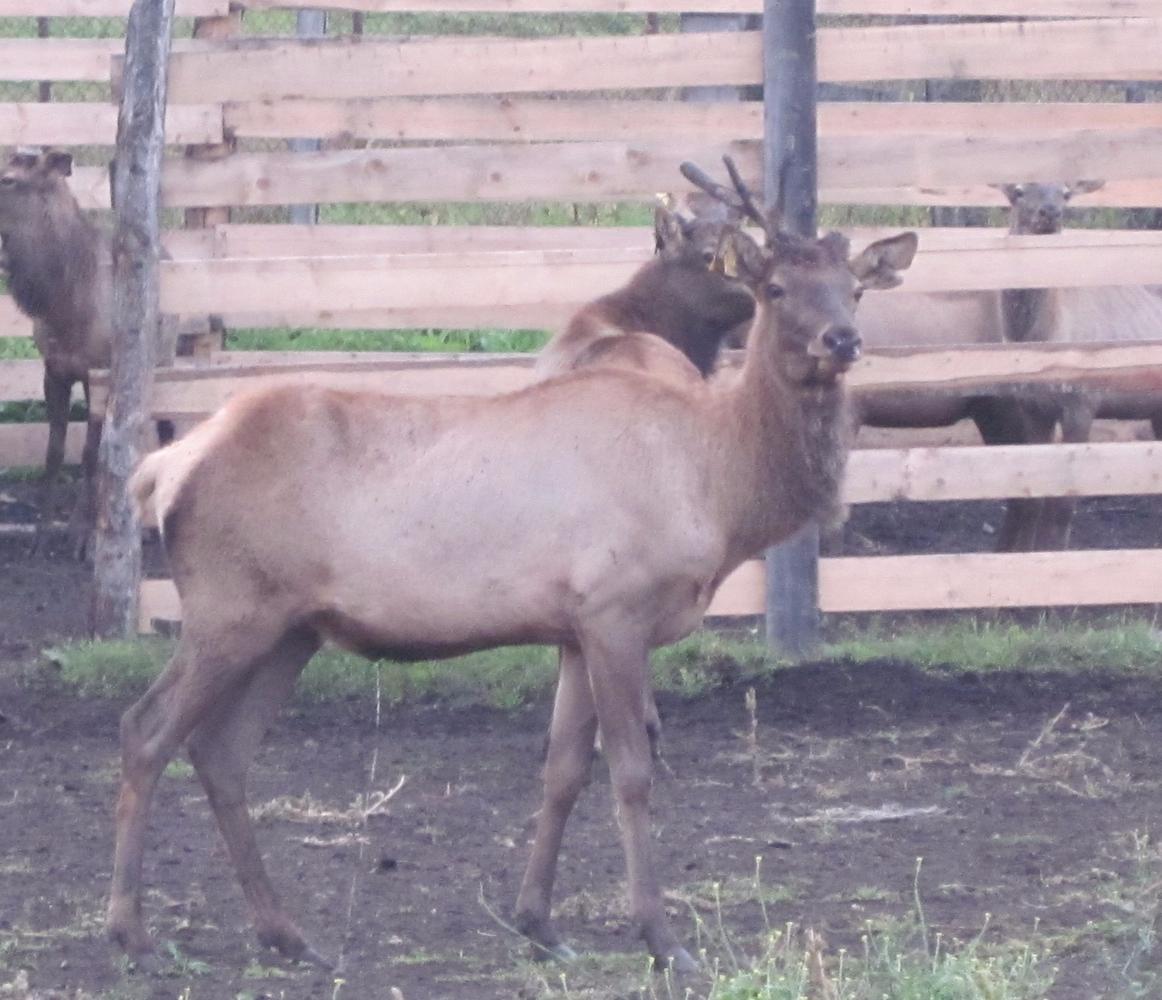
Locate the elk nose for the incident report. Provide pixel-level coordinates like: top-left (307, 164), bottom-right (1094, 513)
top-left (822, 325), bottom-right (861, 363)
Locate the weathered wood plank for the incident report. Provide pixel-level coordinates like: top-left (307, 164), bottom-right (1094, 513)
top-left (226, 97), bottom-right (1162, 144)
top-left (164, 20), bottom-right (1162, 105)
top-left (818, 550), bottom-right (1162, 612)
top-left (236, 0), bottom-right (1162, 13)
top-left (0, 102), bottom-right (222, 147)
top-left (844, 440), bottom-right (1162, 504)
top-left (0, 0), bottom-right (223, 15)
top-left (144, 138), bottom-right (1162, 209)
top-left (0, 360), bottom-right (47, 401)
top-left (0, 423), bottom-right (86, 468)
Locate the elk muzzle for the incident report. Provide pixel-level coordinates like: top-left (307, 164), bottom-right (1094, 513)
top-left (810, 324), bottom-right (862, 366)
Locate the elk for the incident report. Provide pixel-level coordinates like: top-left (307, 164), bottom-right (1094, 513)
top-left (994, 180), bottom-right (1162, 549)
top-left (534, 196), bottom-right (754, 382)
top-left (0, 148), bottom-right (175, 557)
top-left (108, 157), bottom-right (916, 974)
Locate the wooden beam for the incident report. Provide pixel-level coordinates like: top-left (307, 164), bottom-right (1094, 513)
top-left (844, 441), bottom-right (1162, 504)
top-left (0, 0), bottom-right (224, 14)
top-left (0, 102), bottom-right (222, 147)
top-left (199, 0), bottom-right (1162, 17)
top-left (149, 139), bottom-right (1162, 210)
top-left (164, 20), bottom-right (1162, 106)
top-left (818, 550), bottom-right (1162, 612)
top-left (0, 360), bottom-right (47, 401)
top-left (0, 422), bottom-right (85, 468)
top-left (226, 97), bottom-right (1162, 144)
top-left (88, 341), bottom-right (1162, 420)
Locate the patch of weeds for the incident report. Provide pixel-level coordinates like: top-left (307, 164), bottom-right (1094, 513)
top-left (226, 326), bottom-right (549, 354)
top-left (823, 615), bottom-right (1162, 674)
top-left (162, 940), bottom-right (211, 977)
top-left (42, 638), bottom-right (173, 696)
top-left (164, 759), bottom-right (195, 780)
top-left (241, 959), bottom-right (296, 980)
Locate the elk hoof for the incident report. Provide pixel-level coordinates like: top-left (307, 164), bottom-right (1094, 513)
top-left (107, 914), bottom-right (155, 968)
top-left (259, 922), bottom-right (334, 970)
top-left (656, 946), bottom-right (698, 976)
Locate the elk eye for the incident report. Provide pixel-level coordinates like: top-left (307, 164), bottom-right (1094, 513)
top-left (0, 176), bottom-right (15, 187)
top-left (854, 287), bottom-right (865, 302)
top-left (701, 250), bottom-right (715, 265)
top-left (766, 283), bottom-right (785, 300)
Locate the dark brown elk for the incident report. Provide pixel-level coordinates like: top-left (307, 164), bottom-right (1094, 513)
top-left (535, 196), bottom-right (754, 382)
top-left (995, 180), bottom-right (1162, 549)
top-left (0, 148), bottom-right (175, 557)
top-left (109, 156), bottom-right (915, 974)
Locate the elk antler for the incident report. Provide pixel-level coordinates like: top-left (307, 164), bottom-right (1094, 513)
top-left (721, 155), bottom-right (773, 234)
top-left (679, 158), bottom-right (773, 239)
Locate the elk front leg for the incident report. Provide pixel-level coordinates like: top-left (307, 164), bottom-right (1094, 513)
top-left (32, 368), bottom-right (73, 554)
top-left (67, 377), bottom-right (101, 560)
top-left (516, 645), bottom-right (598, 961)
top-left (1032, 394), bottom-right (1095, 551)
top-left (582, 626), bottom-right (695, 974)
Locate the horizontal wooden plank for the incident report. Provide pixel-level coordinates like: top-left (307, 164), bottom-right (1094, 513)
top-left (147, 136), bottom-right (1162, 209)
top-left (0, 0), bottom-right (224, 15)
top-left (166, 32), bottom-right (760, 104)
top-left (237, 0), bottom-right (1162, 14)
top-left (226, 97), bottom-right (1162, 144)
top-left (0, 298), bottom-right (33, 339)
top-left (0, 38), bottom-right (123, 83)
top-left (0, 423), bottom-right (86, 468)
top-left (844, 441), bottom-right (1162, 503)
top-left (165, 20), bottom-right (1162, 105)
top-left (0, 360), bottom-right (45, 402)
top-left (88, 341), bottom-right (1162, 420)
top-left (135, 543), bottom-right (1162, 633)
top-left (826, 179), bottom-right (1162, 209)
top-left (0, 102), bottom-right (222, 148)
top-left (819, 550), bottom-right (1162, 612)
top-left (826, 17), bottom-right (1162, 83)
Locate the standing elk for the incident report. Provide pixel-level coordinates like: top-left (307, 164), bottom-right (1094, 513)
top-left (995, 180), bottom-right (1162, 549)
top-left (534, 195), bottom-right (754, 383)
top-left (108, 156), bottom-right (916, 973)
top-left (0, 148), bottom-right (176, 557)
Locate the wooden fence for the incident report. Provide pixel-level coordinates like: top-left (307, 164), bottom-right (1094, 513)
top-left (2, 0), bottom-right (1162, 626)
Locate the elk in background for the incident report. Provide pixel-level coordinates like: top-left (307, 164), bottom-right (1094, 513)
top-left (535, 195), bottom-right (753, 382)
top-left (995, 180), bottom-right (1162, 549)
top-left (108, 156), bottom-right (916, 974)
top-left (0, 148), bottom-right (177, 557)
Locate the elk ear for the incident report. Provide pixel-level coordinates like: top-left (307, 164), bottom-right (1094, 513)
top-left (850, 232), bottom-right (918, 291)
top-left (723, 229), bottom-right (767, 283)
top-left (653, 203), bottom-right (685, 254)
top-left (43, 150), bottom-right (73, 177)
top-left (1065, 179), bottom-right (1104, 198)
top-left (991, 183), bottom-right (1025, 205)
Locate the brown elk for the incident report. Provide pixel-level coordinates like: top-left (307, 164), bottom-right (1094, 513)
top-left (0, 148), bottom-right (175, 557)
top-left (994, 180), bottom-right (1162, 549)
top-left (108, 157), bottom-right (916, 973)
top-left (534, 196), bottom-right (754, 382)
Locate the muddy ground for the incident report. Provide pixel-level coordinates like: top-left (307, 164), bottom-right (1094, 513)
top-left (3, 476), bottom-right (1162, 999)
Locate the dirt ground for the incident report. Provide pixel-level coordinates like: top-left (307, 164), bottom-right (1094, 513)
top-left (3, 476), bottom-right (1162, 999)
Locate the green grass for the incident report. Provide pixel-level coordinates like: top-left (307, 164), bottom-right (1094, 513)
top-left (825, 616), bottom-right (1162, 674)
top-left (225, 326), bottom-right (549, 354)
top-left (37, 618), bottom-right (1162, 709)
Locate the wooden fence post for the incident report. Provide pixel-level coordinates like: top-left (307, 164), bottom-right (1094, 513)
top-left (91, 0), bottom-right (175, 637)
top-left (763, 0), bottom-right (820, 656)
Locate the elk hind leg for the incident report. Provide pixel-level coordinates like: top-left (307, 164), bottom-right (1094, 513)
top-left (1032, 397), bottom-right (1095, 551)
top-left (107, 616), bottom-right (297, 961)
top-left (516, 644), bottom-right (598, 961)
top-left (186, 626), bottom-right (328, 966)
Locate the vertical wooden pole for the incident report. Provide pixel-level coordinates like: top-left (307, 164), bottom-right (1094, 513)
top-left (763, 0), bottom-right (820, 656)
top-left (91, 0), bottom-right (175, 638)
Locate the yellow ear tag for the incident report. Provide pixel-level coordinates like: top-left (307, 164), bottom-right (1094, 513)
top-left (714, 242), bottom-right (739, 278)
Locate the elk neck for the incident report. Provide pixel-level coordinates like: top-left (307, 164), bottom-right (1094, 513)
top-left (710, 298), bottom-right (851, 566)
top-left (2, 197), bottom-right (102, 323)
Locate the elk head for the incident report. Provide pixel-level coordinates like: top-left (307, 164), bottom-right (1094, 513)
top-left (681, 156), bottom-right (917, 385)
top-left (0, 148), bottom-right (75, 233)
top-left (994, 180), bottom-right (1105, 235)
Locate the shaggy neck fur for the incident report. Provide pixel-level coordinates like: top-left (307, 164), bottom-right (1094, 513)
top-left (2, 194), bottom-right (102, 323)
